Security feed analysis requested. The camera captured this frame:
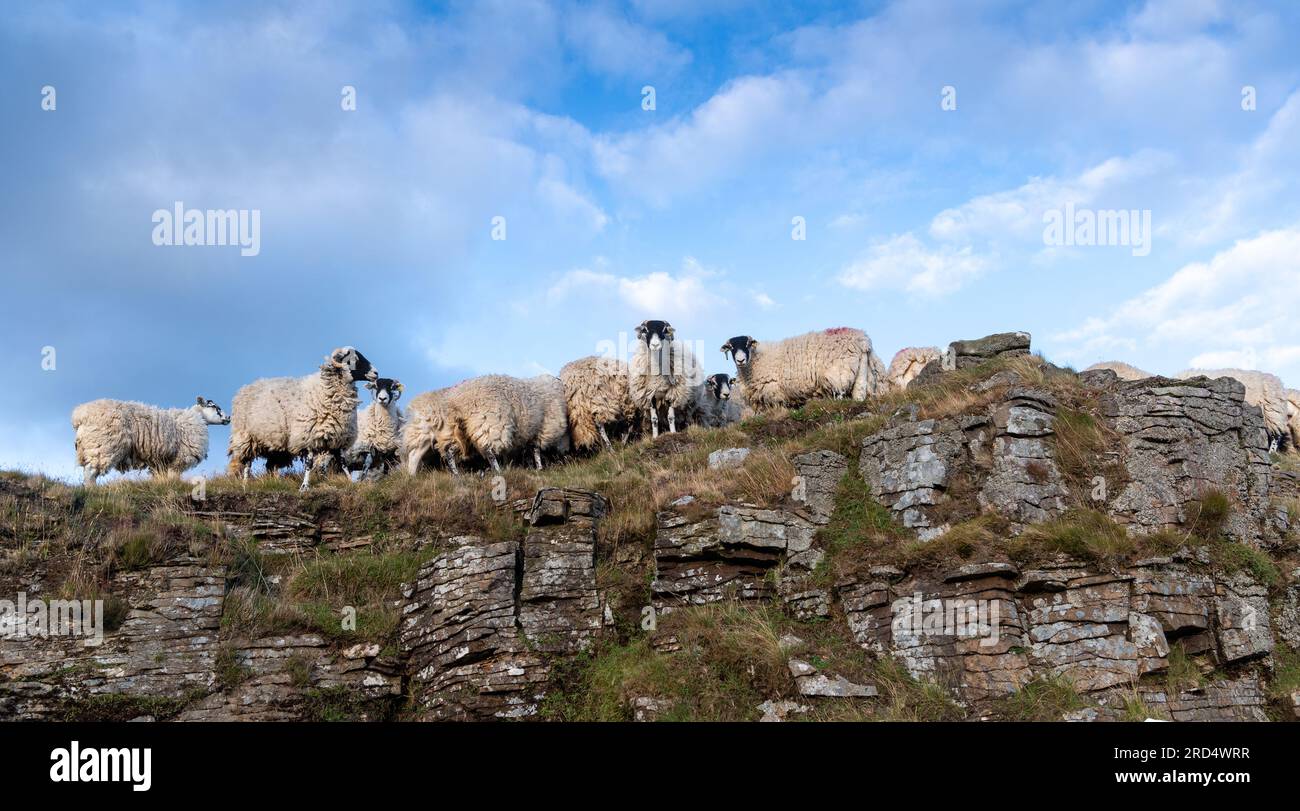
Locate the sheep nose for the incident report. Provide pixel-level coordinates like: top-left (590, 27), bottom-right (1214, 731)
top-left (366, 369), bottom-right (379, 381)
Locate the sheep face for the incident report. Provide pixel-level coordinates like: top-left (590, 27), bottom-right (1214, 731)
top-left (196, 397), bottom-right (231, 425)
top-left (330, 346), bottom-right (380, 382)
top-left (721, 336), bottom-right (756, 366)
top-left (635, 319), bottom-right (675, 351)
top-left (366, 378), bottom-right (403, 405)
top-left (705, 373), bottom-right (733, 400)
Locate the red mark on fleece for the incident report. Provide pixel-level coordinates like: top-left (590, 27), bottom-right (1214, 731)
top-left (824, 327), bottom-right (855, 335)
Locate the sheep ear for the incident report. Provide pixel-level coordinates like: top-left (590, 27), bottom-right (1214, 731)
top-left (720, 343), bottom-right (731, 355)
top-left (365, 381), bottom-right (376, 391)
top-left (635, 323), bottom-right (647, 339)
top-left (196, 396), bottom-right (205, 405)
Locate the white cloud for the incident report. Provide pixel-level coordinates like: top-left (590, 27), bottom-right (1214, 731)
top-left (563, 5), bottom-right (692, 77)
top-left (1051, 226), bottom-right (1300, 384)
top-left (838, 233), bottom-right (989, 296)
top-left (547, 257), bottom-right (722, 318)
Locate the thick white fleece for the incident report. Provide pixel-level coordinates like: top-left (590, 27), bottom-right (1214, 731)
top-left (228, 357), bottom-right (360, 474)
top-left (886, 346), bottom-right (941, 390)
top-left (733, 328), bottom-right (885, 410)
top-left (72, 400), bottom-right (211, 479)
top-left (628, 340), bottom-right (704, 415)
top-left (346, 399), bottom-right (403, 468)
top-left (560, 356), bottom-right (637, 450)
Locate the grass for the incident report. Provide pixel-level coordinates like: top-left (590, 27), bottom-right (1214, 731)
top-left (1164, 642), bottom-right (1206, 694)
top-left (995, 674), bottom-right (1091, 721)
top-left (1009, 509), bottom-right (1134, 565)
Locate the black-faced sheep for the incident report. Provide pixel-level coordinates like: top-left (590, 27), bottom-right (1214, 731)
top-left (560, 355), bottom-right (639, 452)
top-left (689, 373), bottom-right (750, 428)
top-left (720, 327), bottom-right (885, 411)
top-left (628, 319), bottom-right (704, 437)
top-left (344, 377), bottom-right (404, 478)
top-left (227, 346), bottom-right (379, 490)
top-left (71, 397), bottom-right (230, 485)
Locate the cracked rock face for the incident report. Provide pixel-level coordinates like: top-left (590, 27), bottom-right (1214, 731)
top-left (652, 451), bottom-right (846, 619)
top-left (839, 558), bottom-right (1275, 714)
top-left (859, 389), bottom-right (1066, 536)
top-left (1107, 376), bottom-right (1272, 543)
top-left (399, 488), bottom-right (607, 720)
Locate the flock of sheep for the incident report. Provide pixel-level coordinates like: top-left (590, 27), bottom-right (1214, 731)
top-left (67, 323), bottom-right (1300, 491)
top-left (69, 321), bottom-right (897, 490)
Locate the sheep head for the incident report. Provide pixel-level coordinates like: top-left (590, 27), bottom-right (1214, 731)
top-left (195, 396), bottom-right (231, 425)
top-left (635, 319), bottom-right (674, 351)
top-left (327, 346), bottom-right (379, 382)
top-left (705, 373), bottom-right (733, 400)
top-left (721, 336), bottom-right (756, 366)
top-left (366, 377), bottom-right (403, 405)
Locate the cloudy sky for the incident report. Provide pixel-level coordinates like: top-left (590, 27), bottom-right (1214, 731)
top-left (3, 0), bottom-right (1300, 480)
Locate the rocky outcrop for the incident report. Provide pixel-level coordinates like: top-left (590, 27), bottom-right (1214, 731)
top-left (943, 331), bottom-right (1032, 371)
top-left (838, 557), bottom-right (1276, 716)
top-left (1106, 375), bottom-right (1272, 543)
top-left (651, 451), bottom-right (846, 619)
top-left (400, 488), bottom-right (607, 720)
top-left (859, 388), bottom-right (1066, 537)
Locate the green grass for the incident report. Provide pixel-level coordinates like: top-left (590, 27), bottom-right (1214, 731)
top-left (1009, 509), bottom-right (1134, 564)
top-left (996, 674), bottom-right (1091, 721)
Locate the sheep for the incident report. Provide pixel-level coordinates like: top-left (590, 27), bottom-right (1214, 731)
top-left (560, 355), bottom-right (638, 452)
top-left (405, 374), bottom-right (569, 473)
top-left (886, 346), bottom-right (941, 391)
top-left (1174, 368), bottom-right (1290, 451)
top-left (688, 373), bottom-right (750, 428)
top-left (1286, 389), bottom-right (1300, 454)
top-left (720, 327), bottom-right (886, 411)
top-left (1083, 361), bottom-right (1153, 381)
top-left (628, 319), bottom-right (704, 437)
top-left (227, 346), bottom-right (379, 490)
top-left (344, 377), bottom-right (404, 478)
top-left (71, 396), bottom-right (230, 485)
top-left (401, 387), bottom-right (465, 474)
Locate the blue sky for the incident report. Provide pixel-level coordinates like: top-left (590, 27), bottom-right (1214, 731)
top-left (3, 0), bottom-right (1300, 480)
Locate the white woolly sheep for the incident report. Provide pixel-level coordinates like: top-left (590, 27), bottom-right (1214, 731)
top-left (72, 397), bottom-right (230, 485)
top-left (227, 346), bottom-right (379, 490)
top-left (344, 377), bottom-right (404, 478)
top-left (688, 373), bottom-right (750, 428)
top-left (1083, 361), bottom-right (1153, 381)
top-left (720, 327), bottom-right (886, 411)
top-left (1175, 368), bottom-right (1289, 451)
top-left (401, 387), bottom-right (464, 474)
top-left (406, 374), bottom-right (569, 473)
top-left (560, 355), bottom-right (638, 452)
top-left (886, 346), bottom-right (941, 391)
top-left (1286, 389), bottom-right (1300, 454)
top-left (628, 319), bottom-right (704, 437)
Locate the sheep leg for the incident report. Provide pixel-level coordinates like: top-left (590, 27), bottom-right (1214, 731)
top-left (83, 466), bottom-right (99, 486)
top-left (362, 452), bottom-right (373, 475)
top-left (533, 447), bottom-right (543, 470)
top-left (668, 406), bottom-right (677, 433)
top-left (598, 425), bottom-right (613, 452)
top-left (300, 453), bottom-right (314, 492)
top-left (442, 449), bottom-right (460, 476)
top-left (486, 451), bottom-right (502, 473)
top-left (650, 408), bottom-right (659, 439)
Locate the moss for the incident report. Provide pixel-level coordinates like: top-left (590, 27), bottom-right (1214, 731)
top-left (61, 691), bottom-right (202, 722)
top-left (215, 645), bottom-right (251, 691)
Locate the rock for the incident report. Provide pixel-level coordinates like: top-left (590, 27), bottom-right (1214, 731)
top-left (631, 696), bottom-right (672, 722)
top-left (758, 699), bottom-right (809, 722)
top-left (788, 661), bottom-right (878, 698)
top-left (342, 643), bottom-right (380, 660)
top-left (708, 447), bottom-right (751, 470)
top-left (943, 331), bottom-right (1031, 371)
top-left (1107, 376), bottom-right (1272, 544)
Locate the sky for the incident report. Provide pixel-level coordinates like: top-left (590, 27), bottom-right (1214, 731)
top-left (2, 0), bottom-right (1300, 481)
